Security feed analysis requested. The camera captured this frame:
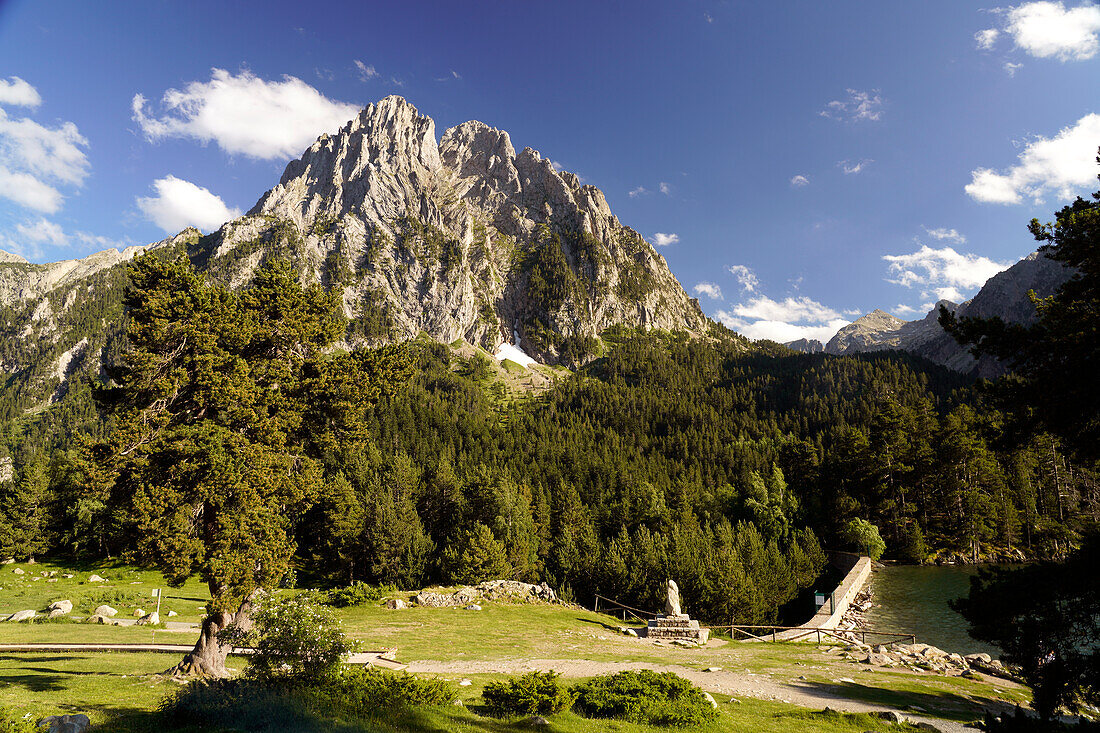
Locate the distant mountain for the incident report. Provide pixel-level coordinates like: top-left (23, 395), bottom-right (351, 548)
top-left (785, 251), bottom-right (1073, 376)
top-left (784, 338), bottom-right (823, 354)
top-left (0, 96), bottom-right (713, 419)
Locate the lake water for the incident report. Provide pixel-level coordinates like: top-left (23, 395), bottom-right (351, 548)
top-left (861, 564), bottom-right (1002, 657)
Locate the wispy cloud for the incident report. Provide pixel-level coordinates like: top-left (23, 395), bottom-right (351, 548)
top-left (132, 69), bottom-right (359, 160)
top-left (790, 174), bottom-right (809, 187)
top-left (975, 28), bottom-right (1001, 50)
top-left (840, 159), bottom-right (873, 175)
top-left (659, 181), bottom-right (671, 195)
top-left (727, 264), bottom-right (759, 293)
top-left (966, 112), bottom-right (1100, 204)
top-left (693, 282), bottom-right (723, 300)
top-left (652, 232), bottom-right (679, 246)
top-left (354, 60), bottom-right (379, 81)
top-left (924, 227), bottom-right (966, 244)
top-left (628, 186), bottom-right (649, 198)
top-left (820, 88), bottom-right (884, 122)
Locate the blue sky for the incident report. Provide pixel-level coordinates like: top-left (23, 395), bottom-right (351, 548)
top-left (1, 1), bottom-right (1098, 342)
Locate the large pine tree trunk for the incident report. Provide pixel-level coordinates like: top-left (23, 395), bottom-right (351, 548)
top-left (165, 591), bottom-right (257, 678)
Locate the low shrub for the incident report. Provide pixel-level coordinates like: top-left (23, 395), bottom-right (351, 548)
top-left (571, 670), bottom-right (718, 727)
top-left (0, 707), bottom-right (36, 733)
top-left (326, 581), bottom-right (399, 607)
top-left (482, 671), bottom-right (574, 717)
top-left (160, 669), bottom-right (454, 731)
top-left (980, 708), bottom-right (1100, 732)
top-left (320, 668), bottom-right (454, 714)
top-left (82, 588), bottom-right (144, 612)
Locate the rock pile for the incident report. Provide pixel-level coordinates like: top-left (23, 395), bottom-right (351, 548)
top-left (413, 580), bottom-right (558, 608)
top-left (823, 641), bottom-right (1013, 680)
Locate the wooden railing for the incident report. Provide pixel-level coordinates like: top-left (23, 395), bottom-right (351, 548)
top-left (592, 594), bottom-right (659, 623)
top-left (714, 624), bottom-right (915, 645)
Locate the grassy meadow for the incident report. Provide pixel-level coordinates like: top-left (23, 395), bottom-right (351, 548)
top-left (1, 561), bottom-right (1029, 732)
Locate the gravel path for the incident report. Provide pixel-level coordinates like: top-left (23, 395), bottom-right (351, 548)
top-left (406, 657), bottom-right (992, 733)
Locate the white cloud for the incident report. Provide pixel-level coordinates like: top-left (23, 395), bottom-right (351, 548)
top-left (820, 89), bottom-right (884, 122)
top-left (0, 166), bottom-right (63, 213)
top-left (840, 159), bottom-right (873, 175)
top-left (659, 181), bottom-right (671, 195)
top-left (1004, 1), bottom-right (1100, 61)
top-left (965, 113), bottom-right (1100, 204)
top-left (15, 218), bottom-right (67, 246)
top-left (790, 174), bottom-right (809, 187)
top-left (693, 282), bottom-right (723, 300)
top-left (975, 28), bottom-right (1001, 49)
top-left (883, 244), bottom-right (1012, 300)
top-left (0, 77), bottom-right (42, 108)
top-left (704, 12), bottom-right (714, 23)
top-left (628, 186), bottom-right (648, 198)
top-left (136, 176), bottom-right (242, 233)
top-left (652, 232), bottom-right (679, 246)
top-left (894, 303), bottom-right (922, 317)
top-left (727, 264), bottom-right (759, 293)
top-left (1004, 61), bottom-right (1025, 75)
top-left (354, 61), bottom-right (379, 81)
top-left (924, 227), bottom-right (966, 244)
top-left (132, 69), bottom-right (360, 160)
top-left (0, 108), bottom-right (89, 186)
top-left (716, 294), bottom-right (850, 343)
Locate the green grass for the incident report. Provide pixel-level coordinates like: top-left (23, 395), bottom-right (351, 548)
top-left (0, 655), bottom-right (925, 733)
top-left (499, 359), bottom-right (525, 374)
top-left (0, 560), bottom-right (210, 625)
top-left (0, 562), bottom-right (1030, 730)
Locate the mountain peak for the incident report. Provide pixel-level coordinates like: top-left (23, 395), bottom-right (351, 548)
top-left (213, 97), bottom-right (708, 363)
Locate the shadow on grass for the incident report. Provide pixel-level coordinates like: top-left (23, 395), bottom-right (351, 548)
top-left (96, 703), bottom-right (554, 733)
top-left (574, 617), bottom-right (626, 633)
top-left (789, 678), bottom-right (1020, 722)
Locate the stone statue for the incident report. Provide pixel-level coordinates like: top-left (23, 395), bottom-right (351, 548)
top-left (664, 579), bottom-right (681, 617)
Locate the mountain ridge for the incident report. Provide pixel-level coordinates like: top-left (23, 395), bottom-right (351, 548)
top-left (787, 250), bottom-right (1073, 376)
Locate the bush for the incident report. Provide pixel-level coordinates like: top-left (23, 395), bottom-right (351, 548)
top-left (219, 595), bottom-right (357, 682)
top-left (160, 670), bottom-right (454, 731)
top-left (326, 581), bottom-right (399, 607)
top-left (323, 668), bottom-right (454, 714)
top-left (571, 670), bottom-right (718, 727)
top-left (482, 671), bottom-right (574, 717)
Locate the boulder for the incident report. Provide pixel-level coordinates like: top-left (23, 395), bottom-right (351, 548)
top-left (92, 605), bottom-right (117, 617)
top-left (701, 692), bottom-right (718, 709)
top-left (85, 614), bottom-right (112, 624)
top-left (137, 611), bottom-right (159, 626)
top-left (167, 610), bottom-right (178, 617)
top-left (464, 604), bottom-right (482, 611)
top-left (6, 609), bottom-right (35, 622)
top-left (624, 628), bottom-right (638, 637)
top-left (48, 600), bottom-right (73, 614)
top-left (36, 714), bottom-right (91, 733)
top-left (875, 711), bottom-right (905, 723)
top-left (133, 608), bottom-right (145, 617)
top-left (13, 567), bottom-right (24, 575)
top-left (385, 598), bottom-right (407, 610)
top-left (87, 574), bottom-right (106, 582)
top-left (528, 716), bottom-right (550, 726)
top-left (965, 653), bottom-right (992, 665)
top-left (48, 609), bottom-right (68, 619)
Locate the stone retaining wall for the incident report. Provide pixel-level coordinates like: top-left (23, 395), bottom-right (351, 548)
top-left (775, 552), bottom-right (871, 640)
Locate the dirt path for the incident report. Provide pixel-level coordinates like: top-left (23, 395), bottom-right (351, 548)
top-left (406, 657), bottom-right (998, 733)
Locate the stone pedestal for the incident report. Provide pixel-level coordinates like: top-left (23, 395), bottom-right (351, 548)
top-left (645, 613), bottom-right (710, 643)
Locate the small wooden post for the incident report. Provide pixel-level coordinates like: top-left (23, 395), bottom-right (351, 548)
top-left (772, 628), bottom-right (777, 642)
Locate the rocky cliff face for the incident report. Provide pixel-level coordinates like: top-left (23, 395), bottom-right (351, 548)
top-left (0, 97), bottom-right (710, 414)
top-left (203, 96), bottom-right (706, 362)
top-left (791, 251), bottom-right (1073, 375)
